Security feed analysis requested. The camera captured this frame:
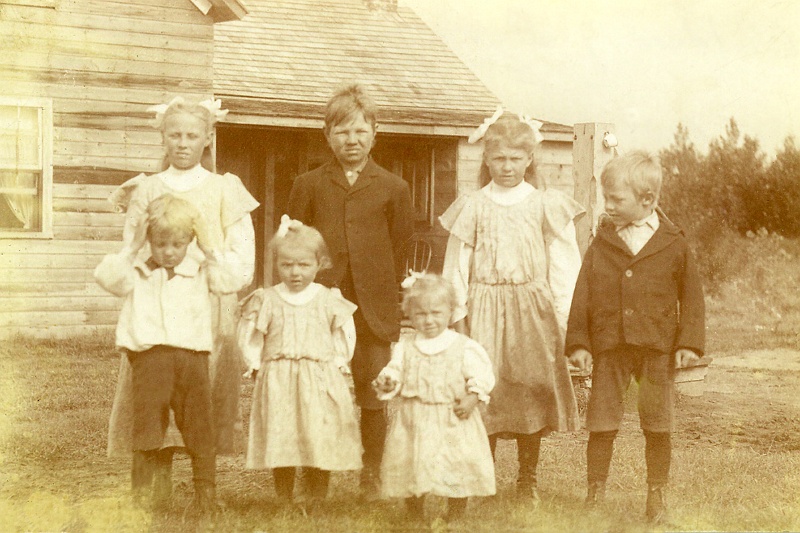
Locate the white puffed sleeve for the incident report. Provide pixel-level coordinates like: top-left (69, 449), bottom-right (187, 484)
top-left (462, 337), bottom-right (495, 403)
top-left (547, 220), bottom-right (582, 334)
top-left (375, 341), bottom-right (406, 401)
top-left (93, 253), bottom-right (137, 297)
top-left (215, 215), bottom-right (256, 292)
top-left (236, 289), bottom-right (265, 376)
top-left (441, 234), bottom-right (473, 324)
top-left (332, 316), bottom-right (357, 370)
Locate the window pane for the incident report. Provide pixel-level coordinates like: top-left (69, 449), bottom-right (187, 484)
top-left (0, 171), bottom-right (40, 231)
top-left (0, 106), bottom-right (40, 168)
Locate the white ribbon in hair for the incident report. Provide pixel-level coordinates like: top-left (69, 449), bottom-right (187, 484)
top-left (400, 269), bottom-right (425, 289)
top-left (519, 113), bottom-right (545, 145)
top-left (468, 105), bottom-right (504, 144)
top-left (198, 98), bottom-right (229, 122)
top-left (275, 214), bottom-right (303, 238)
top-left (147, 96), bottom-right (229, 129)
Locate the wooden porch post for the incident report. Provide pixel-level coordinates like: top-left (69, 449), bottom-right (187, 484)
top-left (262, 149), bottom-right (275, 287)
top-left (572, 123), bottom-right (615, 257)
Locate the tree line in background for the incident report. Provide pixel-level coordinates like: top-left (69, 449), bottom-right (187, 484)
top-left (658, 118), bottom-right (800, 287)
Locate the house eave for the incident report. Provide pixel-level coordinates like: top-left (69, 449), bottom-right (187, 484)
top-left (217, 96), bottom-right (573, 140)
top-left (190, 0), bottom-right (248, 22)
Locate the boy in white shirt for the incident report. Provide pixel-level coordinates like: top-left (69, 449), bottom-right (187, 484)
top-left (95, 193), bottom-right (234, 513)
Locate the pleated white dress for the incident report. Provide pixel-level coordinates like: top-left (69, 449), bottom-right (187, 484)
top-left (238, 283), bottom-right (362, 471)
top-left (378, 329), bottom-right (496, 498)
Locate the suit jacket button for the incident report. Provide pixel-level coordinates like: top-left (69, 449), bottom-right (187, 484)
top-left (625, 269), bottom-right (633, 278)
top-left (624, 308), bottom-right (633, 316)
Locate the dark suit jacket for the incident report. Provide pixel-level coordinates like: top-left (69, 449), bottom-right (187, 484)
top-left (287, 158), bottom-right (414, 342)
top-left (565, 211), bottom-right (705, 358)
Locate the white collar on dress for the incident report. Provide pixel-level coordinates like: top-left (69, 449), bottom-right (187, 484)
top-left (413, 328), bottom-right (459, 354)
top-left (275, 282), bottom-right (322, 305)
top-left (159, 164), bottom-right (211, 192)
top-left (481, 180), bottom-right (535, 206)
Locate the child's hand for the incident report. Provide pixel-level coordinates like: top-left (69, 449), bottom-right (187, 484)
top-left (124, 214), bottom-right (149, 260)
top-left (193, 215), bottom-right (219, 259)
top-left (242, 368), bottom-right (258, 380)
top-left (371, 374), bottom-right (397, 394)
top-left (675, 349), bottom-right (701, 369)
top-left (568, 349), bottom-right (593, 373)
top-left (338, 364), bottom-right (352, 376)
top-left (454, 393), bottom-right (479, 420)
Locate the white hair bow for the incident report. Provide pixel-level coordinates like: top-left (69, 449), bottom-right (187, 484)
top-left (275, 214), bottom-right (303, 238)
top-left (519, 114), bottom-right (545, 145)
top-left (147, 97), bottom-right (229, 129)
top-left (198, 98), bottom-right (229, 122)
top-left (400, 269), bottom-right (425, 289)
top-left (468, 105), bottom-right (504, 144)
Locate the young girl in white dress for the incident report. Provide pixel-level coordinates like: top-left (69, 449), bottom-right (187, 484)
top-left (373, 274), bottom-right (495, 523)
top-left (107, 97), bottom-right (258, 506)
top-left (440, 110), bottom-right (585, 501)
top-left (237, 216), bottom-right (362, 504)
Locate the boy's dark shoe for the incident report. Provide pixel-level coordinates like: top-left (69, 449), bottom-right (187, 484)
top-left (359, 468), bottom-right (381, 503)
top-left (516, 481), bottom-right (541, 507)
top-left (585, 482), bottom-right (606, 507)
top-left (646, 485), bottom-right (667, 523)
top-left (193, 482), bottom-right (219, 518)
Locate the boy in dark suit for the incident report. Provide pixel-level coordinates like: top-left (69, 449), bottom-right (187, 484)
top-left (566, 150), bottom-right (705, 523)
top-left (287, 83), bottom-right (414, 499)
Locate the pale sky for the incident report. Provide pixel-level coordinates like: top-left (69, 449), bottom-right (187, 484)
top-left (403, 0), bottom-right (800, 158)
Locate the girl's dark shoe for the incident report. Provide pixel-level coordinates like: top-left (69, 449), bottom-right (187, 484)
top-left (444, 497), bottom-right (467, 522)
top-left (516, 481), bottom-right (541, 507)
top-left (585, 482), bottom-right (606, 507)
top-left (405, 496), bottom-right (425, 523)
top-left (646, 485), bottom-right (667, 523)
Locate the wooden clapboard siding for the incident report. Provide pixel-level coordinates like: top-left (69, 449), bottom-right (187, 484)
top-left (4, 295), bottom-right (120, 313)
top-left (3, 324), bottom-right (115, 339)
top-left (538, 141), bottom-right (574, 196)
top-left (1, 310), bottom-right (121, 328)
top-left (0, 251), bottom-right (111, 269)
top-left (0, 0), bottom-right (222, 337)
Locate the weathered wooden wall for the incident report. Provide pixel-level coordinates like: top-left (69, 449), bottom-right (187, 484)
top-left (455, 139), bottom-right (575, 196)
top-left (0, 0), bottom-right (216, 338)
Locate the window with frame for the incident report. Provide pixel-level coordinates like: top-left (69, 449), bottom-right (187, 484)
top-left (0, 98), bottom-right (53, 237)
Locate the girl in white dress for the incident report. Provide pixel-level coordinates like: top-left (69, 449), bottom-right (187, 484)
top-left (440, 110), bottom-right (585, 501)
top-left (107, 97), bottom-right (258, 507)
top-left (373, 274), bottom-right (495, 524)
top-left (237, 216), bottom-right (362, 504)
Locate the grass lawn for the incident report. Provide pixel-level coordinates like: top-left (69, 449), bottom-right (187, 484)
top-left (2, 245), bottom-right (800, 531)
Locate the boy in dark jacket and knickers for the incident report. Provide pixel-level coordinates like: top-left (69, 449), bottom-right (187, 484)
top-left (566, 150), bottom-right (705, 523)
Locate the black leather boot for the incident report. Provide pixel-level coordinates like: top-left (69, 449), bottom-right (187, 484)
top-left (131, 450), bottom-right (156, 506)
top-left (152, 448), bottom-right (174, 508)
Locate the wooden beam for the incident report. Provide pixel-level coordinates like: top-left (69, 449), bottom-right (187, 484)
top-left (573, 123), bottom-right (615, 257)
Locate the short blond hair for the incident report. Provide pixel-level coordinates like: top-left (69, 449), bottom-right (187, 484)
top-left (268, 223), bottom-right (333, 270)
top-left (600, 150), bottom-right (662, 202)
top-left (146, 194), bottom-right (198, 240)
top-left (401, 274), bottom-right (458, 317)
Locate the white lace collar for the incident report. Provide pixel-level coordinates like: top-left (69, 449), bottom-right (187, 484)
top-left (275, 282), bottom-right (322, 305)
top-left (413, 328), bottom-right (459, 354)
top-left (159, 164), bottom-right (211, 192)
top-left (481, 180), bottom-right (535, 206)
